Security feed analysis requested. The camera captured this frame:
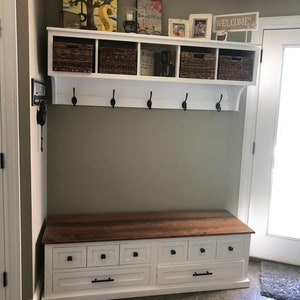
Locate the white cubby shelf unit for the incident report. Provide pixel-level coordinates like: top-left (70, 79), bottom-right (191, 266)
top-left (47, 27), bottom-right (260, 111)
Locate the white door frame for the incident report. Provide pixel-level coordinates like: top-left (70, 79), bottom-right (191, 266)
top-left (0, 0), bottom-right (21, 299)
top-left (238, 15), bottom-right (300, 223)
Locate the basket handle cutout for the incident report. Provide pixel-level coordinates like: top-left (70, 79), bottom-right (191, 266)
top-left (193, 53), bottom-right (204, 59)
top-left (67, 44), bottom-right (80, 49)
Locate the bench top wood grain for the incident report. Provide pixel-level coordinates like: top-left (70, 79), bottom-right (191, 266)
top-left (42, 210), bottom-right (254, 244)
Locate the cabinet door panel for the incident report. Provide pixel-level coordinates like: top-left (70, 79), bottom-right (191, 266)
top-left (87, 244), bottom-right (119, 267)
top-left (120, 243), bottom-right (151, 265)
top-left (52, 246), bottom-right (87, 269)
top-left (188, 239), bottom-right (217, 261)
top-left (157, 261), bottom-right (244, 285)
top-left (158, 240), bottom-right (188, 263)
top-left (216, 237), bottom-right (245, 260)
top-left (53, 267), bottom-right (150, 292)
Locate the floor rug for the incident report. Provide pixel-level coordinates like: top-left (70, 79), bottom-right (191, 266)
top-left (260, 260), bottom-right (300, 300)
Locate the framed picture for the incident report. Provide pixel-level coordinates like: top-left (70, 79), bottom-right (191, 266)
top-left (189, 14), bottom-right (212, 39)
top-left (168, 19), bottom-right (189, 38)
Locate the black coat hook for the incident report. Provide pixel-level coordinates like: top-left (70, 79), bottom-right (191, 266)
top-left (182, 93), bottom-right (188, 111)
top-left (36, 100), bottom-right (47, 152)
top-left (110, 89), bottom-right (116, 108)
top-left (147, 91), bottom-right (152, 110)
top-left (71, 87), bottom-right (77, 107)
top-left (216, 94), bottom-right (223, 112)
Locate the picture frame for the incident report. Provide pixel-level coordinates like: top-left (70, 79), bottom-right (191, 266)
top-left (189, 14), bottom-right (212, 39)
top-left (168, 19), bottom-right (189, 38)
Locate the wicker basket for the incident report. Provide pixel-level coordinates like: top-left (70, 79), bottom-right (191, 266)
top-left (180, 51), bottom-right (216, 79)
top-left (53, 40), bottom-right (94, 73)
top-left (99, 47), bottom-right (137, 75)
top-left (218, 55), bottom-right (253, 81)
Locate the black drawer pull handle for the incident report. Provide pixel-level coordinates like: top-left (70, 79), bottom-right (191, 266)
top-left (193, 271), bottom-right (213, 277)
top-left (170, 249), bottom-right (176, 255)
top-left (67, 256), bottom-right (73, 262)
top-left (91, 277), bottom-right (114, 283)
top-left (100, 254), bottom-right (106, 259)
top-left (133, 251), bottom-right (139, 257)
top-left (228, 246), bottom-right (234, 251)
top-left (200, 248), bottom-right (206, 253)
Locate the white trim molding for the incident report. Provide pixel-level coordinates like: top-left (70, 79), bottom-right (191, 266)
top-left (0, 0), bottom-right (22, 299)
top-left (238, 15), bottom-right (300, 224)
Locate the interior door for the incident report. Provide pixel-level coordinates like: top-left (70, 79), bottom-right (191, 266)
top-left (248, 28), bottom-right (300, 265)
top-left (0, 0), bottom-right (7, 298)
top-left (0, 46), bottom-right (6, 300)
top-left (0, 127), bottom-right (5, 299)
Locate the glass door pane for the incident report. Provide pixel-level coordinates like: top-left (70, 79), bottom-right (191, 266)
top-left (268, 47), bottom-right (300, 240)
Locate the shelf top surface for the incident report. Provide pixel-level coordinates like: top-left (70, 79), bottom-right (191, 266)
top-left (47, 27), bottom-right (260, 50)
top-left (42, 210), bottom-right (255, 244)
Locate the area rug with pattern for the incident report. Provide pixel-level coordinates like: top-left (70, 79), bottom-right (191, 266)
top-left (260, 260), bottom-right (300, 300)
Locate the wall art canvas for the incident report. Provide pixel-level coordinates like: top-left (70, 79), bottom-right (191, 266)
top-left (62, 0), bottom-right (117, 31)
top-left (137, 0), bottom-right (162, 35)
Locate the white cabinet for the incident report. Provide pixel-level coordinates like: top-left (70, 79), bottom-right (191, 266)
top-left (42, 211), bottom-right (254, 299)
top-left (43, 234), bottom-right (251, 300)
top-left (47, 27), bottom-right (260, 111)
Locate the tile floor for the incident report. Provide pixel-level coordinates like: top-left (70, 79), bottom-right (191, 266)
top-left (127, 260), bottom-right (275, 300)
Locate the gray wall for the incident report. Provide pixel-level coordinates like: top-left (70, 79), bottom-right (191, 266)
top-left (46, 0), bottom-right (300, 216)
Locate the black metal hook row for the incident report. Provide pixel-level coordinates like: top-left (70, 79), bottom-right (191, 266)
top-left (71, 89), bottom-right (223, 111)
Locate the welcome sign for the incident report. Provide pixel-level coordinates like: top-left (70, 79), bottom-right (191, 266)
top-left (213, 12), bottom-right (259, 32)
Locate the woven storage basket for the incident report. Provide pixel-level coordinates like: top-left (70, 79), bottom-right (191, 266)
top-left (53, 40), bottom-right (94, 73)
top-left (99, 47), bottom-right (137, 75)
top-left (218, 55), bottom-right (253, 81)
top-left (180, 51), bottom-right (216, 79)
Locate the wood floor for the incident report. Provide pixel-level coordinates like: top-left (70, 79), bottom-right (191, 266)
top-left (127, 260), bottom-right (275, 300)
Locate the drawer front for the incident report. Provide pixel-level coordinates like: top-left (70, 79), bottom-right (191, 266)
top-left (53, 247), bottom-right (86, 269)
top-left (216, 237), bottom-right (245, 260)
top-left (87, 244), bottom-right (119, 267)
top-left (158, 240), bottom-right (188, 263)
top-left (53, 267), bottom-right (150, 292)
top-left (157, 261), bottom-right (244, 285)
top-left (188, 239), bottom-right (217, 261)
top-left (120, 243), bottom-right (151, 265)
